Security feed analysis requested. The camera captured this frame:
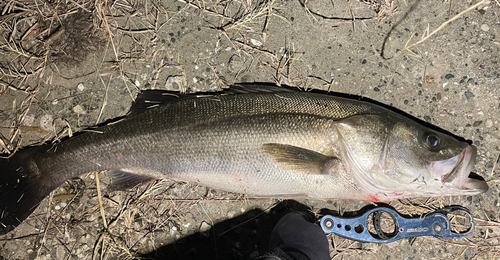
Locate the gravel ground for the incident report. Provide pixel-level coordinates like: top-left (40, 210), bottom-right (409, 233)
top-left (0, 0), bottom-right (499, 259)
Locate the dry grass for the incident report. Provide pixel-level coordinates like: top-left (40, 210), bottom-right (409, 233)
top-left (0, 0), bottom-right (499, 259)
top-left (386, 0), bottom-right (492, 59)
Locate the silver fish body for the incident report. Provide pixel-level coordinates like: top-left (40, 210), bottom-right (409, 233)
top-left (0, 85), bottom-right (488, 234)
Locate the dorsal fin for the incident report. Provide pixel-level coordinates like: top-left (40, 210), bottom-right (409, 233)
top-left (130, 84), bottom-right (301, 115)
top-left (130, 90), bottom-right (186, 115)
top-left (228, 84), bottom-right (300, 94)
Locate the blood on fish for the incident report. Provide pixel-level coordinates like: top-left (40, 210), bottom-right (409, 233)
top-left (368, 195), bottom-right (381, 202)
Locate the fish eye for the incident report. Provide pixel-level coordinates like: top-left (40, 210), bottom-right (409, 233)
top-left (425, 134), bottom-right (440, 149)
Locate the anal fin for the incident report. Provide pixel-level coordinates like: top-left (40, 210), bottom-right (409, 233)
top-left (109, 169), bottom-right (158, 191)
top-left (262, 143), bottom-right (340, 175)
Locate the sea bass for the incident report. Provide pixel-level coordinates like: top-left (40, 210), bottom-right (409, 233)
top-left (0, 85), bottom-right (488, 234)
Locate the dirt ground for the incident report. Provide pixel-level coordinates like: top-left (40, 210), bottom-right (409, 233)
top-left (0, 0), bottom-right (499, 259)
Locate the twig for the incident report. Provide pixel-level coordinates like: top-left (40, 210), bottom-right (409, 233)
top-left (399, 0), bottom-right (490, 55)
top-left (491, 153), bottom-right (499, 176)
top-left (95, 172), bottom-right (108, 230)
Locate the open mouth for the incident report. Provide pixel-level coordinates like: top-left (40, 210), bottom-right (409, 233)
top-left (432, 146), bottom-right (488, 193)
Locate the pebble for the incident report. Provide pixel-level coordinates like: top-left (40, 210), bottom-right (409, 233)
top-left (481, 24), bottom-right (490, 32)
top-left (444, 74), bottom-right (454, 79)
top-left (200, 221), bottom-right (211, 232)
top-left (467, 78), bottom-right (475, 86)
top-left (73, 105), bottom-right (86, 114)
top-left (485, 119), bottom-right (493, 128)
top-left (424, 115), bottom-right (431, 123)
top-left (40, 114), bottom-right (53, 132)
top-left (228, 56), bottom-right (245, 72)
top-left (485, 161), bottom-right (494, 169)
top-left (464, 249), bottom-right (473, 259)
top-left (77, 83), bottom-right (85, 91)
top-left (250, 38), bottom-right (262, 46)
top-left (473, 121), bottom-right (483, 127)
top-left (166, 75), bottom-right (186, 91)
top-left (464, 91), bottom-right (475, 99)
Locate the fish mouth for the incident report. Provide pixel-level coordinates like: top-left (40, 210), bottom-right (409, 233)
top-left (433, 145), bottom-right (488, 193)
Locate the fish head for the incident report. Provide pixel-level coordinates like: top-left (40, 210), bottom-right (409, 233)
top-left (337, 114), bottom-right (488, 201)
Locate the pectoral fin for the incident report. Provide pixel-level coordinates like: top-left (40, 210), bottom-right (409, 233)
top-left (262, 143), bottom-right (340, 175)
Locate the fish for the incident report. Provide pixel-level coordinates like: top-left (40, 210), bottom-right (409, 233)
top-left (0, 85), bottom-right (488, 235)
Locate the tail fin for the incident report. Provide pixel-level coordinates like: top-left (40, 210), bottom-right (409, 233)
top-left (0, 147), bottom-right (62, 235)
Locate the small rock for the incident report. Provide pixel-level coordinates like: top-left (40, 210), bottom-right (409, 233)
top-left (467, 78), bottom-right (475, 85)
top-left (73, 105), bottom-right (86, 114)
top-left (473, 120), bottom-right (482, 127)
top-left (464, 249), bottom-right (473, 259)
top-left (200, 221), bottom-right (211, 232)
top-left (444, 74), bottom-right (455, 79)
top-left (464, 91), bottom-right (475, 100)
top-left (40, 114), bottom-right (53, 132)
top-left (227, 211), bottom-right (236, 218)
top-left (200, 221), bottom-right (211, 237)
top-left (485, 119), bottom-right (493, 128)
top-left (228, 56), bottom-right (244, 72)
top-left (424, 115), bottom-right (431, 123)
top-left (77, 83), bottom-right (85, 91)
top-left (485, 161), bottom-right (494, 169)
top-left (166, 75), bottom-right (187, 91)
top-left (250, 38), bottom-right (262, 46)
top-left (481, 24), bottom-right (490, 32)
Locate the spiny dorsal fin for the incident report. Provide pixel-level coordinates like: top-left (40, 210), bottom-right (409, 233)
top-left (130, 84), bottom-right (300, 115)
top-left (262, 143), bottom-right (340, 175)
top-left (130, 90), bottom-right (186, 115)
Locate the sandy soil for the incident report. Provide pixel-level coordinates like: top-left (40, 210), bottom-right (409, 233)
top-left (0, 0), bottom-right (499, 259)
